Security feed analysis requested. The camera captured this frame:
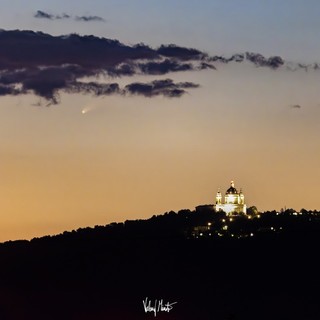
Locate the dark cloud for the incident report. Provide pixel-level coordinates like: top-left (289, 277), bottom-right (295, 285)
top-left (34, 10), bottom-right (54, 19)
top-left (244, 52), bottom-right (284, 69)
top-left (156, 44), bottom-right (206, 61)
top-left (138, 59), bottom-right (193, 75)
top-left (0, 29), bottom-right (315, 105)
top-left (0, 84), bottom-right (21, 96)
top-left (34, 11), bottom-right (102, 22)
top-left (0, 65), bottom-right (95, 104)
top-left (290, 104), bottom-right (302, 109)
top-left (125, 79), bottom-right (199, 98)
top-left (286, 62), bottom-right (320, 72)
top-left (210, 54), bottom-right (244, 63)
top-left (21, 68), bottom-right (72, 104)
top-left (34, 10), bottom-right (70, 20)
top-left (198, 62), bottom-right (216, 70)
top-left (67, 81), bottom-right (120, 96)
top-left (0, 30), bottom-right (159, 71)
top-left (107, 63), bottom-right (137, 77)
top-left (0, 29), bottom-right (211, 103)
top-left (177, 82), bottom-right (200, 89)
top-left (209, 52), bottom-right (284, 69)
top-left (0, 68), bottom-right (195, 104)
top-left (230, 54), bottom-right (245, 63)
top-left (298, 63), bottom-right (309, 72)
top-left (56, 13), bottom-right (71, 19)
top-left (75, 15), bottom-right (105, 22)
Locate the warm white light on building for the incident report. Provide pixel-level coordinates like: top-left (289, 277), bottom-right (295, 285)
top-left (214, 180), bottom-right (247, 215)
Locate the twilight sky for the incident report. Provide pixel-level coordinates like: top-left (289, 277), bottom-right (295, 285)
top-left (0, 0), bottom-right (320, 241)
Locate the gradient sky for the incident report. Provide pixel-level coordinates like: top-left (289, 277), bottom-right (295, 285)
top-left (0, 0), bottom-right (320, 241)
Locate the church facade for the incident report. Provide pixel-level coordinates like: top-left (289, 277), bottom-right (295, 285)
top-left (215, 181), bottom-right (247, 215)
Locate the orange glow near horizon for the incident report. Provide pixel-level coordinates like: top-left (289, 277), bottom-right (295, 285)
top-left (0, 67), bottom-right (320, 242)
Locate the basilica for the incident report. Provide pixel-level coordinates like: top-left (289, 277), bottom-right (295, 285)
top-left (215, 181), bottom-right (247, 215)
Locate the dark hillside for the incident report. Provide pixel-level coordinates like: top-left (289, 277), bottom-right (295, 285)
top-left (0, 209), bottom-right (319, 319)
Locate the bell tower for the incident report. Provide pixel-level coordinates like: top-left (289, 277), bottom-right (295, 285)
top-left (216, 189), bottom-right (222, 205)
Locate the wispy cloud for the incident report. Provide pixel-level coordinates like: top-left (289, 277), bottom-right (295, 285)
top-left (34, 10), bottom-right (54, 19)
top-left (290, 104), bottom-right (302, 109)
top-left (209, 52), bottom-right (284, 69)
top-left (34, 10), bottom-right (70, 20)
top-left (75, 15), bottom-right (105, 22)
top-left (56, 13), bottom-right (71, 20)
top-left (34, 11), bottom-right (104, 22)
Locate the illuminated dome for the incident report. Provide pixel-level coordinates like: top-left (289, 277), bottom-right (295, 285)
top-left (226, 181), bottom-right (238, 194)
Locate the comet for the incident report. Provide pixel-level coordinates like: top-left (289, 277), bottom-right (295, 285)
top-left (81, 105), bottom-right (96, 114)
top-left (81, 104), bottom-right (104, 115)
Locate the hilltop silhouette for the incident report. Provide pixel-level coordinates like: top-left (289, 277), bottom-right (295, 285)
top-left (0, 207), bottom-right (319, 320)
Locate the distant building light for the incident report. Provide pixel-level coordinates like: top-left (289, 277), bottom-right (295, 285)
top-left (214, 181), bottom-right (247, 214)
top-left (250, 233), bottom-right (254, 237)
top-left (229, 218), bottom-right (233, 222)
top-left (200, 233), bottom-right (203, 236)
top-left (222, 225), bottom-right (228, 230)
